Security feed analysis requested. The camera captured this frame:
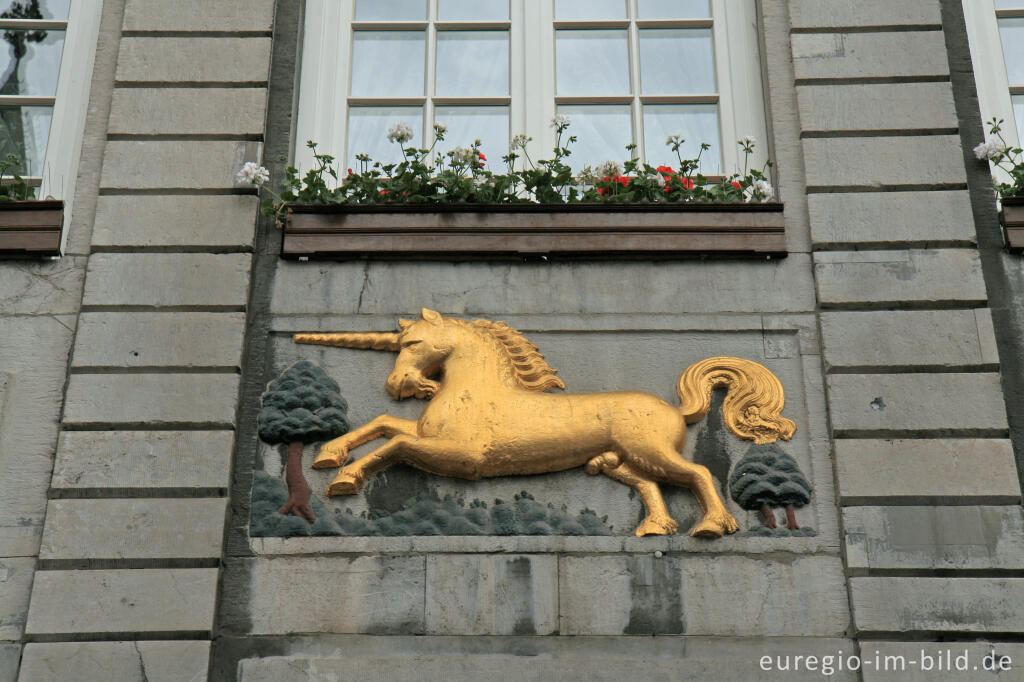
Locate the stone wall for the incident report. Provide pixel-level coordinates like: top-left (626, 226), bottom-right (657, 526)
top-left (3, 0), bottom-right (1024, 680)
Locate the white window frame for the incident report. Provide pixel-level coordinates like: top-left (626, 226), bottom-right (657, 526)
top-left (0, 0), bottom-right (103, 251)
top-left (296, 0), bottom-right (768, 180)
top-left (964, 0), bottom-right (1022, 178)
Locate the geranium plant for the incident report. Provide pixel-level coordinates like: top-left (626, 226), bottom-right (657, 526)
top-left (975, 117), bottom-right (1024, 198)
top-left (0, 153), bottom-right (36, 201)
top-left (239, 117), bottom-right (775, 220)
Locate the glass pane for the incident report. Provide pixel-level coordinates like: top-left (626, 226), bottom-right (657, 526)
top-left (434, 106), bottom-right (509, 167)
top-left (640, 29), bottom-right (715, 94)
top-left (555, 0), bottom-right (626, 20)
top-left (435, 31), bottom-right (509, 96)
top-left (643, 104), bottom-right (721, 175)
top-left (996, 0), bottom-right (1024, 8)
top-left (0, 0), bottom-right (69, 21)
top-left (0, 106), bottom-right (51, 175)
top-left (556, 30), bottom-right (630, 95)
top-left (638, 0), bottom-right (710, 19)
top-left (351, 31), bottom-right (425, 97)
top-left (557, 105), bottom-right (632, 172)
top-left (347, 106), bottom-right (423, 170)
top-left (438, 0), bottom-right (509, 21)
top-left (355, 0), bottom-right (427, 21)
top-left (1000, 19), bottom-right (1024, 85)
top-left (0, 29), bottom-right (64, 97)
top-left (1014, 95), bottom-right (1024, 143)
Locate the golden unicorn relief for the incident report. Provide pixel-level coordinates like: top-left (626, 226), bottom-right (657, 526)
top-left (293, 309), bottom-right (796, 538)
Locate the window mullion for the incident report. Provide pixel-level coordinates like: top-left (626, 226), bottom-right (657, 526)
top-left (509, 0), bottom-right (527, 155)
top-left (627, 0), bottom-right (643, 165)
top-left (425, 0), bottom-right (438, 154)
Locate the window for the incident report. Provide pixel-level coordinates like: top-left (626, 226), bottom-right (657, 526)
top-left (296, 0), bottom-right (767, 180)
top-left (0, 0), bottom-right (101, 233)
top-left (965, 0), bottom-right (1024, 148)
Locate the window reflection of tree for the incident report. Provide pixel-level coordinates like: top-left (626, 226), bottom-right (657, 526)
top-left (0, 0), bottom-right (46, 173)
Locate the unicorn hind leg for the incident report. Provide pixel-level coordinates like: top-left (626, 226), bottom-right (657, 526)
top-left (586, 452), bottom-right (678, 536)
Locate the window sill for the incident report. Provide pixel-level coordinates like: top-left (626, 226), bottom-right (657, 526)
top-left (281, 202), bottom-right (786, 260)
top-left (1002, 197), bottom-right (1024, 253)
top-left (0, 200), bottom-right (64, 258)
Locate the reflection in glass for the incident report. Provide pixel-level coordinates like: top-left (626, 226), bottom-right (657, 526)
top-left (637, 0), bottom-right (710, 19)
top-left (0, 0), bottom-right (69, 21)
top-left (438, 0), bottom-right (509, 21)
top-left (355, 0), bottom-right (427, 21)
top-left (0, 106), bottom-right (51, 175)
top-left (347, 106), bottom-right (422, 170)
top-left (436, 31), bottom-right (509, 97)
top-left (643, 104), bottom-right (721, 175)
top-left (0, 30), bottom-right (64, 97)
top-left (557, 105), bottom-right (631, 172)
top-left (434, 106), bottom-right (509, 166)
top-left (555, 0), bottom-right (625, 21)
top-left (1000, 19), bottom-right (1024, 85)
top-left (640, 29), bottom-right (715, 94)
top-left (556, 30), bottom-right (629, 95)
top-left (351, 31), bottom-right (425, 97)
top-left (1013, 95), bottom-right (1024, 143)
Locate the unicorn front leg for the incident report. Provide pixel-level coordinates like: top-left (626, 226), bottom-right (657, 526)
top-left (326, 435), bottom-right (483, 495)
top-left (313, 415), bottom-right (419, 469)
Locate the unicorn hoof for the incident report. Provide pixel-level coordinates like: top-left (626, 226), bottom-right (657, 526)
top-left (313, 445), bottom-right (348, 469)
top-left (634, 515), bottom-right (679, 536)
top-left (690, 510), bottom-right (739, 538)
top-left (326, 471), bottom-right (363, 496)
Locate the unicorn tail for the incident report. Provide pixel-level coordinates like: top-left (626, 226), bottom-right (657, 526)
top-left (676, 356), bottom-right (796, 444)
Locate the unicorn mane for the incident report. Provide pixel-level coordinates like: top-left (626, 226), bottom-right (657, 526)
top-left (451, 318), bottom-right (566, 392)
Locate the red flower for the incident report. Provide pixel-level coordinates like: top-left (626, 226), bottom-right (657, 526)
top-left (597, 176), bottom-right (612, 196)
top-left (679, 176), bottom-right (695, 190)
top-left (656, 165), bottom-right (674, 176)
top-left (478, 152), bottom-right (487, 162)
top-left (731, 181), bottom-right (742, 190)
top-left (347, 168), bottom-right (353, 176)
top-left (615, 175), bottom-right (631, 186)
top-left (379, 189), bottom-right (389, 195)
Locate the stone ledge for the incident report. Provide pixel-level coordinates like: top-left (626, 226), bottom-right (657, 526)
top-left (100, 141), bottom-right (262, 190)
top-left (82, 253), bottom-right (252, 308)
top-left (20, 641), bottom-right (210, 682)
top-left (792, 32), bottom-right (948, 80)
top-left (797, 83), bottom-right (956, 133)
top-left (92, 195), bottom-right (259, 248)
top-left (789, 0), bottom-right (941, 29)
top-left (63, 374), bottom-right (241, 426)
top-left (808, 191), bottom-right (975, 246)
top-left (123, 0), bottom-right (274, 32)
top-left (115, 38), bottom-right (272, 83)
top-left (803, 137), bottom-right (966, 188)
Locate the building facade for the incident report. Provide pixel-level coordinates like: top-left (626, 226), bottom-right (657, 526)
top-left (2, 0), bottom-right (1024, 679)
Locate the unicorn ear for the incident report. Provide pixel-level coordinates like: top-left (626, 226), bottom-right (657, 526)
top-left (398, 319), bottom-right (413, 330)
top-left (421, 308), bottom-right (443, 325)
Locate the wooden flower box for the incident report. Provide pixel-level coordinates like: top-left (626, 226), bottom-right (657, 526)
top-left (281, 202), bottom-right (786, 259)
top-left (0, 200), bottom-right (63, 257)
top-left (1002, 197), bottom-right (1024, 252)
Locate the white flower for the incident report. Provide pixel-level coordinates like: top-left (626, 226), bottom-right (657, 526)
top-left (753, 178), bottom-right (773, 199)
top-left (236, 162), bottom-right (269, 185)
top-left (576, 166), bottom-right (597, 185)
top-left (596, 160), bottom-right (622, 178)
top-left (974, 139), bottom-right (1004, 161)
top-left (450, 146), bottom-right (474, 164)
top-left (387, 122), bottom-right (414, 144)
top-left (511, 134), bottom-right (532, 150)
top-left (738, 136), bottom-right (757, 150)
top-left (433, 122), bottom-right (447, 134)
top-left (666, 134), bottom-right (682, 146)
top-left (551, 114), bottom-right (570, 129)
top-left (654, 173), bottom-right (667, 188)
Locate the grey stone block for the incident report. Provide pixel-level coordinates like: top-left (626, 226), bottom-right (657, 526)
top-left (792, 32), bottom-right (949, 80)
top-left (827, 373), bottom-right (1008, 435)
top-left (238, 556), bottom-right (426, 634)
top-left (803, 137), bottom-right (966, 187)
top-left (108, 88), bottom-right (267, 137)
top-left (789, 0), bottom-right (941, 28)
top-left (82, 253), bottom-right (251, 307)
top-left (25, 569), bottom-right (218, 635)
top-left (0, 643), bottom-right (18, 681)
top-left (92, 195), bottom-right (259, 248)
top-left (859, 642), bottom-right (1024, 681)
top-left (101, 141), bottom-right (262, 190)
top-left (0, 558), bottom-right (34, 640)
top-left (559, 555), bottom-right (848, 636)
top-left (116, 38), bottom-right (272, 82)
top-left (814, 250), bottom-right (987, 307)
top-left (797, 83), bottom-right (956, 133)
top-left (40, 499), bottom-right (227, 560)
top-left (844, 506), bottom-right (1024, 572)
top-left (850, 577), bottom-right (1024, 633)
top-left (124, 0), bottom-right (274, 32)
top-left (63, 374), bottom-right (241, 426)
top-left (73, 313), bottom-right (246, 368)
top-left (425, 555), bottom-right (557, 635)
top-left (52, 431), bottom-right (233, 490)
top-left (20, 641), bottom-right (210, 682)
top-left (834, 439), bottom-right (1021, 502)
top-left (0, 257), bottom-right (86, 315)
top-left (0, 316), bottom-right (76, 556)
top-left (270, 257), bottom-right (818, 316)
top-left (820, 310), bottom-right (998, 370)
top-left (808, 191), bottom-right (976, 245)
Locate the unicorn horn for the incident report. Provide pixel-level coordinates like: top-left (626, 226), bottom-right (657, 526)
top-left (293, 332), bottom-right (400, 351)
